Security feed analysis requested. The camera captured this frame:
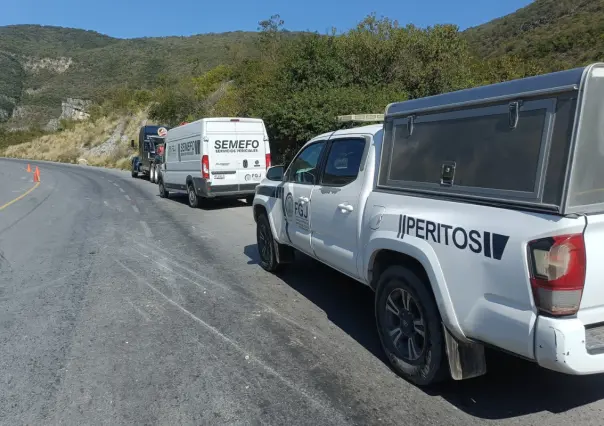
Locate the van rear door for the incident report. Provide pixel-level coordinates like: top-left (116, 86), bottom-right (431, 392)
top-left (207, 119), bottom-right (268, 189)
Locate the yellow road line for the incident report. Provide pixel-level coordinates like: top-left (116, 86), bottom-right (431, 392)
top-left (0, 182), bottom-right (41, 211)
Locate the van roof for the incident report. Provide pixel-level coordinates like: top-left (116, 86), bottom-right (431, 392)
top-left (310, 124), bottom-right (383, 142)
top-left (178, 117), bottom-right (265, 126)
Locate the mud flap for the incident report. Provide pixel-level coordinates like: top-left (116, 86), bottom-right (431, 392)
top-left (443, 325), bottom-right (487, 380)
top-left (274, 240), bottom-right (295, 264)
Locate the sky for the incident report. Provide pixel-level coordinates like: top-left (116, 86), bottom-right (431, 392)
top-left (1, 0), bottom-right (534, 38)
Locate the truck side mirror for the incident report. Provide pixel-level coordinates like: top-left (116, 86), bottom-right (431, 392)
top-left (266, 165), bottom-right (284, 181)
top-left (130, 139), bottom-right (135, 149)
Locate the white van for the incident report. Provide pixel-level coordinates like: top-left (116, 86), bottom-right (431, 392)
top-left (158, 117), bottom-right (272, 207)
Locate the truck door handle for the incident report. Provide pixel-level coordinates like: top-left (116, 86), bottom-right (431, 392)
top-left (299, 196), bottom-right (309, 203)
top-left (338, 203), bottom-right (353, 213)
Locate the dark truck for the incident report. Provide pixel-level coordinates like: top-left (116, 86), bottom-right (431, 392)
top-left (131, 124), bottom-right (170, 181)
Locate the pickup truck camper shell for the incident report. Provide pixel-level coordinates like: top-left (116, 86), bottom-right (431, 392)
top-left (380, 62), bottom-right (604, 216)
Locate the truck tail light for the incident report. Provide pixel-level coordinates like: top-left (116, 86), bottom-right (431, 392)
top-left (527, 233), bottom-right (586, 316)
top-left (265, 153), bottom-right (271, 170)
top-left (201, 155), bottom-right (210, 179)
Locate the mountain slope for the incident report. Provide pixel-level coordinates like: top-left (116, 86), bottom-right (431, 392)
top-left (0, 25), bottom-right (259, 128)
top-left (4, 1), bottom-right (604, 130)
top-left (464, 0), bottom-right (604, 69)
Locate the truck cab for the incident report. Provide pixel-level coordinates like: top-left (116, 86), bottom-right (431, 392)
top-left (253, 63), bottom-right (604, 387)
top-left (131, 125), bottom-right (169, 180)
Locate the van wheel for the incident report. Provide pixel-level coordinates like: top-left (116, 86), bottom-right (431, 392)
top-left (256, 213), bottom-right (282, 272)
top-left (375, 265), bottom-right (449, 387)
top-left (158, 179), bottom-right (169, 198)
top-left (187, 184), bottom-right (199, 208)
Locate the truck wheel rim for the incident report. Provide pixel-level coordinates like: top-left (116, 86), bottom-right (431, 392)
top-left (384, 288), bottom-right (426, 362)
top-left (189, 189), bottom-right (195, 204)
top-left (258, 223), bottom-right (271, 263)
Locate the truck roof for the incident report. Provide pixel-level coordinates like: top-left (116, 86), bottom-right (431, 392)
top-left (310, 124), bottom-right (383, 142)
top-left (386, 63), bottom-right (600, 117)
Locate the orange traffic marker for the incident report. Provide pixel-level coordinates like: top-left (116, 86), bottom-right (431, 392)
top-left (26, 164), bottom-right (31, 172)
top-left (33, 167), bottom-right (40, 182)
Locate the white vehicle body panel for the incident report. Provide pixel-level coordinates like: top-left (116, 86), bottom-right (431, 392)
top-left (362, 192), bottom-right (587, 358)
top-left (253, 63), bottom-right (604, 378)
top-left (163, 117), bottom-right (270, 198)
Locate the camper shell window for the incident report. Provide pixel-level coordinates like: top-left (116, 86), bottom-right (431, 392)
top-left (385, 99), bottom-right (554, 200)
top-left (376, 63), bottom-right (604, 215)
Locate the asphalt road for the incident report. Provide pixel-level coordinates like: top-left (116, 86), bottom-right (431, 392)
top-left (1, 158), bottom-right (603, 426)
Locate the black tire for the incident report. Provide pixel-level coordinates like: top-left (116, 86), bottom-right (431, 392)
top-left (131, 167), bottom-right (137, 178)
top-left (375, 265), bottom-right (449, 386)
top-left (187, 183), bottom-right (199, 208)
top-left (246, 194), bottom-right (255, 205)
top-left (150, 166), bottom-right (156, 183)
top-left (158, 179), bottom-right (169, 198)
top-left (256, 213), bottom-right (282, 273)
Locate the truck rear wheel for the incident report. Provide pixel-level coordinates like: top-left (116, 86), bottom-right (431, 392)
top-left (158, 179), bottom-right (169, 198)
top-left (187, 184), bottom-right (199, 208)
top-left (150, 166), bottom-right (156, 183)
top-left (256, 213), bottom-right (282, 273)
top-left (375, 265), bottom-right (449, 387)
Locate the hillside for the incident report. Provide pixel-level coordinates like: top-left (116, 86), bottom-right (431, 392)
top-left (0, 25), bottom-right (260, 128)
top-left (464, 0), bottom-right (604, 70)
top-left (4, 1), bottom-right (604, 132)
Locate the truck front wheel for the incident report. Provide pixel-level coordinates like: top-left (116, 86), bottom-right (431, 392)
top-left (256, 213), bottom-right (282, 273)
top-left (375, 265), bottom-right (449, 387)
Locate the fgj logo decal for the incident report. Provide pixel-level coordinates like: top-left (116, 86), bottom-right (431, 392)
top-left (284, 193), bottom-right (294, 218)
top-left (397, 214), bottom-right (509, 260)
top-left (245, 172), bottom-right (262, 182)
top-left (284, 192), bottom-right (309, 231)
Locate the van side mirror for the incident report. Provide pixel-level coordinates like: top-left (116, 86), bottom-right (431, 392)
top-left (130, 139), bottom-right (135, 149)
top-left (266, 165), bottom-right (284, 181)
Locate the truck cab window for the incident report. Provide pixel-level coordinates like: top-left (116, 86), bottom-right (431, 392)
top-left (321, 138), bottom-right (365, 186)
top-left (286, 141), bottom-right (326, 185)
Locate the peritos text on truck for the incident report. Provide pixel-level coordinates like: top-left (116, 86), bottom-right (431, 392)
top-left (252, 63), bottom-right (604, 386)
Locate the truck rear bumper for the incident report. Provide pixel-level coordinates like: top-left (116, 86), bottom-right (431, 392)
top-left (535, 315), bottom-right (604, 375)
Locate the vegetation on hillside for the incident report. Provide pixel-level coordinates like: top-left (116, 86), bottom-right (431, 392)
top-left (147, 14), bottom-right (543, 162)
top-left (3, 0), bottom-right (604, 131)
top-left (6, 0), bottom-right (604, 166)
top-left (0, 25), bottom-right (263, 127)
top-left (3, 111), bottom-right (145, 169)
top-left (464, 0), bottom-right (604, 70)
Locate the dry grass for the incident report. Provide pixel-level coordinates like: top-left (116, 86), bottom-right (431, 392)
top-left (2, 111), bottom-right (148, 170)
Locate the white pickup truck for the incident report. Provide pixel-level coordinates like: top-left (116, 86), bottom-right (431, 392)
top-left (252, 63), bottom-right (604, 386)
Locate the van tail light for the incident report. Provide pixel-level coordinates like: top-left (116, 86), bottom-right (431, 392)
top-left (528, 233), bottom-right (586, 316)
top-left (201, 155), bottom-right (210, 179)
top-left (265, 153), bottom-right (271, 170)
